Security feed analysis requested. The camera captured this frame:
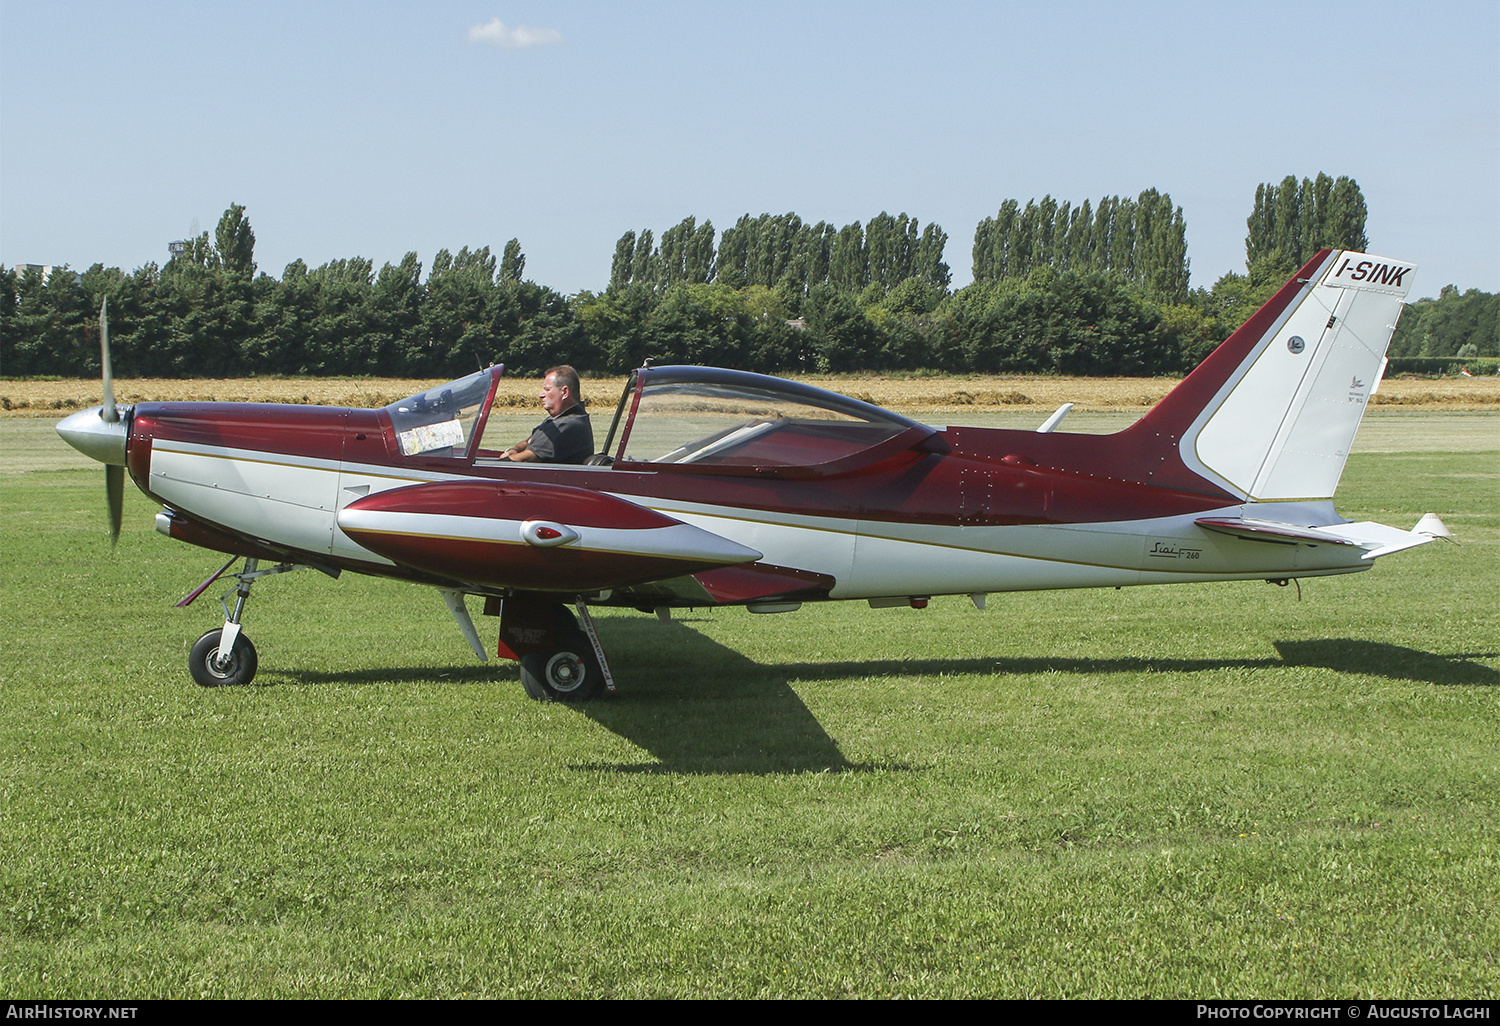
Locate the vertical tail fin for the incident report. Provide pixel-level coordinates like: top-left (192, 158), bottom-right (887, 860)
top-left (1138, 250), bottom-right (1415, 502)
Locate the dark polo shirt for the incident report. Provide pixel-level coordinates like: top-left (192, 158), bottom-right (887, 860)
top-left (526, 403), bottom-right (593, 464)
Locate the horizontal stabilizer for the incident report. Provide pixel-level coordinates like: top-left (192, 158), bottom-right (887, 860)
top-left (1195, 517), bottom-right (1360, 548)
top-left (1197, 514), bottom-right (1448, 560)
top-left (1316, 514), bottom-right (1451, 559)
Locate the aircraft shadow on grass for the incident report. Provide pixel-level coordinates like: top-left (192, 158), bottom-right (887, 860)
top-left (568, 619), bottom-right (860, 776)
top-left (763, 639), bottom-right (1498, 689)
top-left (282, 619), bottom-right (858, 775)
top-left (281, 622), bottom-right (1496, 776)
top-left (1270, 639), bottom-right (1498, 687)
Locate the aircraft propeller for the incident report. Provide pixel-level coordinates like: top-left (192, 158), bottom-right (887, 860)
top-left (55, 298), bottom-right (130, 546)
top-left (99, 298), bottom-right (125, 545)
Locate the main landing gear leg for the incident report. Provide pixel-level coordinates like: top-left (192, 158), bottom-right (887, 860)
top-left (186, 558), bottom-right (305, 687)
top-left (496, 594), bottom-right (615, 702)
top-left (572, 599), bottom-right (616, 695)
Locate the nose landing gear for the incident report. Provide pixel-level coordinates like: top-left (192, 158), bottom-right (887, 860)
top-left (182, 557), bottom-right (308, 687)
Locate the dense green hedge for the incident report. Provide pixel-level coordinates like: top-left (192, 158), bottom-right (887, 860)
top-left (6, 188), bottom-right (1492, 381)
top-left (1386, 357), bottom-right (1499, 377)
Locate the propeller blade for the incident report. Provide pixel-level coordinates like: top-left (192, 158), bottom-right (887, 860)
top-left (106, 464), bottom-right (124, 547)
top-left (99, 297), bottom-right (117, 424)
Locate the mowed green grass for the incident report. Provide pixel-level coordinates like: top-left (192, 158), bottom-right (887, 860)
top-left (1, 421), bottom-right (1496, 998)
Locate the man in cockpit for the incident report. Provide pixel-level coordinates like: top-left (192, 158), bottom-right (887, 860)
top-left (498, 365), bottom-right (594, 464)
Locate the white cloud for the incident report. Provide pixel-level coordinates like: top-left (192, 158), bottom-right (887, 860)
top-left (466, 17), bottom-right (564, 50)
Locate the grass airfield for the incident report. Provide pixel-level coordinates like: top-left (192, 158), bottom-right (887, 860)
top-left (1, 411), bottom-right (1495, 998)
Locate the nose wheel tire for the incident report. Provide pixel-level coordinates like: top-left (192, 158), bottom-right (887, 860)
top-left (189, 628), bottom-right (259, 687)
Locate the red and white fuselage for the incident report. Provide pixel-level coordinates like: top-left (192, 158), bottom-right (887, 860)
top-left (62, 248), bottom-right (1433, 613)
top-left (57, 250), bottom-right (1446, 688)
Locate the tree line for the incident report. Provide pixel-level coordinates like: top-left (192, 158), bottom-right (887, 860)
top-left (1388, 285), bottom-right (1498, 360)
top-left (609, 211), bottom-right (952, 298)
top-left (972, 190), bottom-right (1190, 303)
top-left (4, 176), bottom-right (1488, 381)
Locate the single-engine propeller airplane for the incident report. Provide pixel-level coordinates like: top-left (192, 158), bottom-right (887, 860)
top-left (58, 249), bottom-right (1450, 700)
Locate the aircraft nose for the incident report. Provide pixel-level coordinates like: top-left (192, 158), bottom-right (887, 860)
top-left (56, 405), bottom-right (129, 466)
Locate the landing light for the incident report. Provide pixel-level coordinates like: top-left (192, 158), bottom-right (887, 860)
top-left (520, 520), bottom-right (579, 547)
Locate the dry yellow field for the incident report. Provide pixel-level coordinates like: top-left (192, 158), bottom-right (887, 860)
top-left (3, 372), bottom-right (1498, 418)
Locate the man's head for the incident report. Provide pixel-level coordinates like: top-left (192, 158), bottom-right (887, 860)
top-left (540, 365), bottom-right (581, 417)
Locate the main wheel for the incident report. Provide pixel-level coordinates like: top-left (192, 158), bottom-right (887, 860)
top-left (519, 627), bottom-right (605, 703)
top-left (189, 628), bottom-right (259, 687)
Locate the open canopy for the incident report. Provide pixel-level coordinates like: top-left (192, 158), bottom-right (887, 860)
top-left (601, 365), bottom-right (932, 476)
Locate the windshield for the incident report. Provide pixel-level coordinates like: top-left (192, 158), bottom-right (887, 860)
top-left (613, 370), bottom-right (918, 469)
top-left (385, 367), bottom-right (499, 458)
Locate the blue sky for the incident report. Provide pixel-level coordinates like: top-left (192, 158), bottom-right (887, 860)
top-left (2, 1), bottom-right (1495, 300)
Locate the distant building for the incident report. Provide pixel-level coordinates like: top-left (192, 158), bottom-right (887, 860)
top-left (18, 264), bottom-right (82, 286)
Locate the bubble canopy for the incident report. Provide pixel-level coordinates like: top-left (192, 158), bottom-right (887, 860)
top-left (600, 365), bottom-right (931, 474)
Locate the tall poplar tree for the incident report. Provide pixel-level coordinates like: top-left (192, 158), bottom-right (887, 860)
top-left (1244, 173), bottom-right (1368, 268)
top-left (214, 203), bottom-right (256, 278)
top-left (829, 222), bottom-right (867, 292)
top-left (630, 229), bottom-right (656, 287)
top-left (500, 238), bottom-right (525, 282)
top-left (609, 231), bottom-right (637, 291)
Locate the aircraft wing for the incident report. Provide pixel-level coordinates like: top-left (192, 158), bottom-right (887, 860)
top-left (337, 480), bottom-right (763, 592)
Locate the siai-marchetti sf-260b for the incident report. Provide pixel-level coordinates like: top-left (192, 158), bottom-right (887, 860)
top-left (57, 249), bottom-right (1450, 700)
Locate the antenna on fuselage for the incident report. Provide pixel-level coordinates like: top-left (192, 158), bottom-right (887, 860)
top-left (1036, 403), bottom-right (1074, 433)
